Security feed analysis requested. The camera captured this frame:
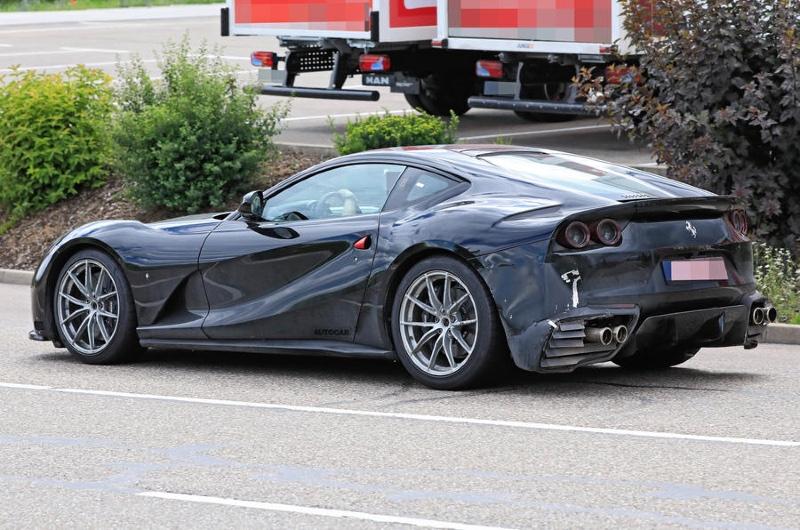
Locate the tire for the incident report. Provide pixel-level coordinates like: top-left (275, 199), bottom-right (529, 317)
top-left (612, 347), bottom-right (700, 369)
top-left (53, 249), bottom-right (141, 364)
top-left (404, 93), bottom-right (424, 111)
top-left (391, 256), bottom-right (506, 389)
top-left (411, 73), bottom-right (472, 117)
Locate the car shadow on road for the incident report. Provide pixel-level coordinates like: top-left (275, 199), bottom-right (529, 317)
top-left (36, 347), bottom-right (768, 398)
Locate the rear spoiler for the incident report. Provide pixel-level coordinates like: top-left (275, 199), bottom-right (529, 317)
top-left (563, 196), bottom-right (741, 224)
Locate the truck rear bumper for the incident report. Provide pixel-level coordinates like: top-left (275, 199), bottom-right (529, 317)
top-left (258, 85), bottom-right (380, 101)
top-left (468, 96), bottom-right (602, 116)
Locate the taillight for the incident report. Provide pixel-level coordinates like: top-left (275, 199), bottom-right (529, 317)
top-left (560, 221), bottom-right (591, 249)
top-left (251, 51), bottom-right (276, 68)
top-left (475, 60), bottom-right (503, 79)
top-left (730, 209), bottom-right (749, 236)
top-left (594, 219), bottom-right (622, 246)
top-left (359, 54), bottom-right (391, 72)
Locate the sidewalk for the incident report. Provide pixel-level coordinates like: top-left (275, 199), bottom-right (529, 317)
top-left (0, 3), bottom-right (222, 26)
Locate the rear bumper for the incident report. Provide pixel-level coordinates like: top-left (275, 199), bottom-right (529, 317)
top-left (521, 292), bottom-right (770, 373)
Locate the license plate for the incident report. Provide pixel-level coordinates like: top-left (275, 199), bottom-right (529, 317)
top-left (663, 257), bottom-right (728, 281)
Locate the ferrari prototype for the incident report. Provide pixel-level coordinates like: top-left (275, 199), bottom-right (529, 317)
top-left (30, 145), bottom-right (776, 389)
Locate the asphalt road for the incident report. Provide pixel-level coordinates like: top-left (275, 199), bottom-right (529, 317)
top-left (2, 279), bottom-right (800, 529)
top-left (0, 9), bottom-right (653, 164)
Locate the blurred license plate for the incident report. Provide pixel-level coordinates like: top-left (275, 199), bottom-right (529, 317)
top-left (663, 258), bottom-right (728, 281)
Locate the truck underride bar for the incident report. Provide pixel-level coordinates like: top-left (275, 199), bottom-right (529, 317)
top-left (259, 86), bottom-right (380, 101)
top-left (468, 96), bottom-right (603, 116)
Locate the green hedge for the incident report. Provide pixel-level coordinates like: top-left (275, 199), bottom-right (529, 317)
top-left (0, 66), bottom-right (113, 227)
top-left (113, 39), bottom-right (286, 214)
top-left (333, 111), bottom-right (458, 155)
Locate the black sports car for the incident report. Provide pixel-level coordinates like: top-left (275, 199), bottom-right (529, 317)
top-left (30, 145), bottom-right (776, 389)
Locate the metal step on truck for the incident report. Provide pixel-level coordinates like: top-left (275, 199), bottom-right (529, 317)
top-left (221, 0), bottom-right (636, 120)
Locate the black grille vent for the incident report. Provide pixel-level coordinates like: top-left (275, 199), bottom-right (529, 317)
top-left (541, 319), bottom-right (618, 369)
top-left (287, 50), bottom-right (336, 73)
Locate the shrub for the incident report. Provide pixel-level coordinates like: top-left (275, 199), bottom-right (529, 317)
top-left (754, 243), bottom-right (800, 324)
top-left (333, 111), bottom-right (458, 155)
top-left (114, 38), bottom-right (286, 214)
top-left (0, 66), bottom-right (113, 226)
top-left (577, 0), bottom-right (800, 250)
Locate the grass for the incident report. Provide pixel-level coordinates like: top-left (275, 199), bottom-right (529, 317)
top-left (0, 0), bottom-right (219, 12)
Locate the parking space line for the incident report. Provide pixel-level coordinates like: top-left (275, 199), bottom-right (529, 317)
top-left (460, 124), bottom-right (610, 140)
top-left (1, 381), bottom-right (797, 447)
top-left (284, 109), bottom-right (411, 122)
top-left (138, 491), bottom-right (515, 530)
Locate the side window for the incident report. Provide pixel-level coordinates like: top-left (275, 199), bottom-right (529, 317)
top-left (385, 167), bottom-right (462, 210)
top-left (263, 164), bottom-right (405, 221)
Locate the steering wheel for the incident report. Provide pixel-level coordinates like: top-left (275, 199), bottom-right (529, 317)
top-left (312, 189), bottom-right (361, 218)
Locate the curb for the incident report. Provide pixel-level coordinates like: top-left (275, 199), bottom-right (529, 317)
top-left (276, 143), bottom-right (337, 158)
top-left (1, 266), bottom-right (797, 345)
top-left (0, 268), bottom-right (33, 286)
top-left (760, 323), bottom-right (800, 346)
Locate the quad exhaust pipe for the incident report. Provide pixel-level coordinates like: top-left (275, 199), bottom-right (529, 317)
top-left (613, 325), bottom-right (628, 343)
top-left (585, 325), bottom-right (628, 346)
top-left (585, 327), bottom-right (614, 346)
top-left (751, 305), bottom-right (777, 326)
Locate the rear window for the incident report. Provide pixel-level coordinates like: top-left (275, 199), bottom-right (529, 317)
top-left (482, 152), bottom-right (697, 201)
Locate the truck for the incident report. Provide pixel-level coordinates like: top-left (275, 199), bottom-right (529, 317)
top-left (221, 0), bottom-right (635, 120)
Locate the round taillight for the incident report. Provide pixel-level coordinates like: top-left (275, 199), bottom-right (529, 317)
top-left (731, 210), bottom-right (749, 235)
top-left (562, 221), bottom-right (591, 249)
top-left (595, 218), bottom-right (622, 245)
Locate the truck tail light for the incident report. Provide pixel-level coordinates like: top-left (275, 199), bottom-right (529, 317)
top-left (251, 51), bottom-right (276, 68)
top-left (475, 60), bottom-right (503, 79)
top-left (359, 54), bottom-right (391, 72)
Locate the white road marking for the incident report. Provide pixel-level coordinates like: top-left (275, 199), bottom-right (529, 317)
top-left (0, 20), bottom-right (211, 34)
top-left (284, 109), bottom-right (411, 123)
top-left (0, 44), bottom-right (12, 47)
top-left (59, 47), bottom-right (130, 54)
top-left (0, 381), bottom-right (797, 447)
top-left (0, 59), bottom-right (152, 73)
top-left (0, 47), bottom-right (128, 58)
top-left (0, 382), bottom-right (51, 390)
top-left (460, 124), bottom-right (610, 140)
top-left (0, 54), bottom-right (239, 74)
top-left (138, 491), bottom-right (515, 530)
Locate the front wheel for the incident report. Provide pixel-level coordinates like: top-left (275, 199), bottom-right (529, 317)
top-left (612, 348), bottom-right (700, 369)
top-left (391, 256), bottom-right (506, 389)
top-left (53, 249), bottom-right (141, 364)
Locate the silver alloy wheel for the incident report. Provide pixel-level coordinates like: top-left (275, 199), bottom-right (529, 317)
top-left (55, 259), bottom-right (119, 356)
top-left (398, 270), bottom-right (478, 376)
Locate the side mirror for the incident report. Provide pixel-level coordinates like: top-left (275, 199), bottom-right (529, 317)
top-left (239, 190), bottom-right (265, 221)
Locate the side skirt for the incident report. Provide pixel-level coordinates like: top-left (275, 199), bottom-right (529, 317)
top-left (138, 338), bottom-right (395, 360)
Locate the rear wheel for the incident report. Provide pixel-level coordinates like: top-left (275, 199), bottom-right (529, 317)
top-left (391, 256), bottom-right (506, 389)
top-left (406, 73), bottom-right (472, 116)
top-left (613, 347), bottom-right (700, 369)
top-left (53, 249), bottom-right (141, 364)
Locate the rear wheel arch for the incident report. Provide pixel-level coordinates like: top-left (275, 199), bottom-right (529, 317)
top-left (381, 245), bottom-right (507, 354)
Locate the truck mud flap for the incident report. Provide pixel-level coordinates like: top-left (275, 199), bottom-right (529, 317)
top-left (468, 96), bottom-right (603, 116)
top-left (259, 86), bottom-right (380, 101)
